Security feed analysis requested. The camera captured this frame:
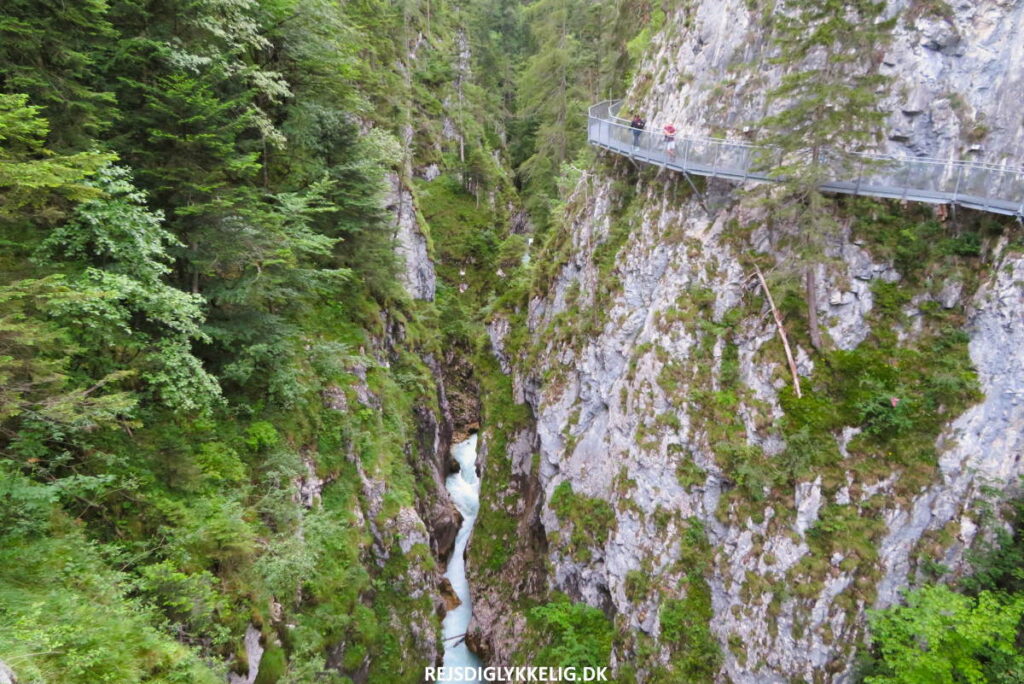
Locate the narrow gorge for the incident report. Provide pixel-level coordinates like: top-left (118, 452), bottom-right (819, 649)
top-left (442, 434), bottom-right (483, 676)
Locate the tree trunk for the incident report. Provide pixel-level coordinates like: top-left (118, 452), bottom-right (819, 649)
top-left (805, 267), bottom-right (822, 352)
top-left (190, 239), bottom-right (200, 294)
top-left (755, 265), bottom-right (802, 399)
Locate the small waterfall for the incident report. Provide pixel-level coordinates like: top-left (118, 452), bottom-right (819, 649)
top-left (442, 434), bottom-right (483, 680)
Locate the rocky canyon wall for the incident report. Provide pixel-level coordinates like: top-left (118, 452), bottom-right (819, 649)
top-left (470, 1), bottom-right (1024, 681)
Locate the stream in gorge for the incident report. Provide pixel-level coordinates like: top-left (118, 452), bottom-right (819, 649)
top-left (442, 433), bottom-right (483, 680)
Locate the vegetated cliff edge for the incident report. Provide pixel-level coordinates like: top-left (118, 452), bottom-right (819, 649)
top-left (0, 1), bottom-right (521, 681)
top-left (469, 1), bottom-right (1024, 681)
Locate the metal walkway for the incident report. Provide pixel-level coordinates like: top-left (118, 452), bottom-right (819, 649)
top-left (588, 100), bottom-right (1024, 217)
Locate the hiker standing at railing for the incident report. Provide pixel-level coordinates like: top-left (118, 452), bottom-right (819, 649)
top-left (663, 123), bottom-right (677, 159)
top-left (630, 115), bottom-right (646, 149)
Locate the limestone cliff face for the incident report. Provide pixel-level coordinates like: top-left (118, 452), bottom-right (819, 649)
top-left (639, 0), bottom-right (1024, 164)
top-left (498, 175), bottom-right (1021, 680)
top-left (472, 1), bottom-right (1024, 680)
top-left (389, 171), bottom-right (437, 302)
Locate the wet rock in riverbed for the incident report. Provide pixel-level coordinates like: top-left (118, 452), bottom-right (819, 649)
top-left (439, 577), bottom-right (463, 611)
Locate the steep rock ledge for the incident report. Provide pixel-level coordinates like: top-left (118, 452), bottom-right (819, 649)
top-left (637, 0), bottom-right (1024, 163)
top-left (466, 0), bottom-right (1024, 677)
top-left (475, 160), bottom-right (1023, 680)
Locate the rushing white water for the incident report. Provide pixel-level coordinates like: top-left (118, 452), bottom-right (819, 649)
top-left (442, 433), bottom-right (483, 680)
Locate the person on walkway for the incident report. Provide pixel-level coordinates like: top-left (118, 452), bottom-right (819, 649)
top-left (663, 123), bottom-right (677, 159)
top-left (630, 115), bottom-right (646, 149)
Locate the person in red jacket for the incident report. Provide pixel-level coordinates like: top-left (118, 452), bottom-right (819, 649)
top-left (663, 123), bottom-right (677, 159)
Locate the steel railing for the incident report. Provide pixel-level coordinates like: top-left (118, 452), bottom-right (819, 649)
top-left (588, 100), bottom-right (1024, 216)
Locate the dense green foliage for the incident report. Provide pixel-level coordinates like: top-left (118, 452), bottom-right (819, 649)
top-left (0, 0), bottom-right (530, 680)
top-left (506, 0), bottom-right (661, 228)
top-left (549, 481), bottom-right (617, 562)
top-left (654, 518), bottom-right (721, 681)
top-left (527, 595), bottom-right (615, 667)
top-left (858, 497), bottom-right (1024, 682)
top-left (775, 199), bottom-right (988, 488)
top-left (0, 0), bottom-right (676, 676)
top-left (759, 0), bottom-right (895, 179)
top-left (961, 497), bottom-right (1024, 599)
top-left (865, 586), bottom-right (1024, 683)
top-left (6, 0), bottom-right (1020, 681)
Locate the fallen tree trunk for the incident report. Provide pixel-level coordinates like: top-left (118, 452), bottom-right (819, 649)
top-left (755, 265), bottom-right (802, 399)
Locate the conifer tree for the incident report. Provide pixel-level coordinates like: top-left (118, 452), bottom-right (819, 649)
top-left (518, 0), bottom-right (584, 170)
top-left (0, 93), bottom-right (112, 220)
top-left (757, 0), bottom-right (895, 350)
top-left (516, 0), bottom-right (595, 226)
top-left (0, 0), bottom-right (116, 150)
top-left (761, 0), bottom-right (894, 179)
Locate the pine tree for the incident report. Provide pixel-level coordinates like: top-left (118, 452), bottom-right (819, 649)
top-left (516, 0), bottom-right (588, 225)
top-left (757, 0), bottom-right (896, 350)
top-left (0, 93), bottom-right (112, 221)
top-left (466, 0), bottom-right (526, 108)
top-left (33, 165), bottom-right (222, 415)
top-left (0, 0), bottom-right (117, 150)
top-left (513, 0), bottom-right (645, 229)
top-left (760, 0), bottom-right (894, 182)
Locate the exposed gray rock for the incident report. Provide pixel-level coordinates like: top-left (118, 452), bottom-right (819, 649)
top-left (917, 15), bottom-right (962, 55)
top-left (420, 163), bottom-right (441, 181)
top-left (939, 277), bottom-right (964, 308)
top-left (387, 173), bottom-right (436, 301)
top-left (471, 1), bottom-right (1024, 679)
top-left (294, 456), bottom-right (324, 509)
top-left (394, 506), bottom-right (431, 556)
top-left (347, 363), bottom-right (381, 409)
top-left (638, 0), bottom-right (1024, 168)
top-left (0, 661), bottom-right (15, 684)
top-left (487, 316), bottom-right (513, 374)
top-left (876, 255), bottom-right (1024, 605)
top-left (795, 477), bottom-right (823, 536)
top-left (480, 164), bottom-right (1024, 681)
top-left (322, 385), bottom-right (348, 412)
top-left (227, 625), bottom-right (263, 684)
